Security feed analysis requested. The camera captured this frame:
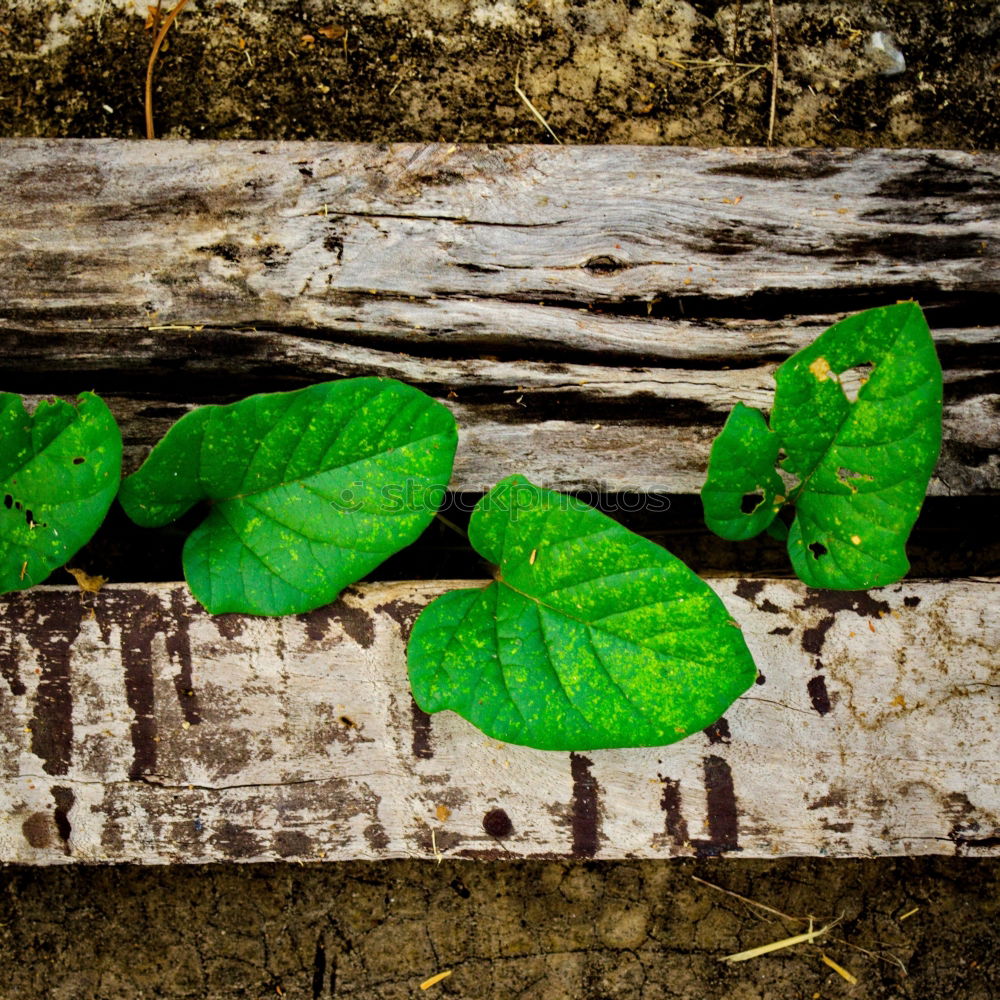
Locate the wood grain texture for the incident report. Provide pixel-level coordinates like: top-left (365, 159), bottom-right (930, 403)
top-left (1, 579), bottom-right (996, 864)
top-left (1, 141), bottom-right (997, 495)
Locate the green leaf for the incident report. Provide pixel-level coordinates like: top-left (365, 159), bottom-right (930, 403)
top-left (702, 303), bottom-right (943, 589)
top-left (701, 402), bottom-right (785, 541)
top-left (408, 475), bottom-right (758, 751)
top-left (119, 378), bottom-right (457, 615)
top-left (0, 391), bottom-right (122, 593)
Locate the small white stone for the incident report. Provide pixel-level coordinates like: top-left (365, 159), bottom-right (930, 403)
top-left (867, 31), bottom-right (906, 77)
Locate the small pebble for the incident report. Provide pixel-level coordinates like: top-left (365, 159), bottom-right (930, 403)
top-left (867, 31), bottom-right (906, 77)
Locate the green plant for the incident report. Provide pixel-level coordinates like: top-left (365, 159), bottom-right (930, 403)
top-left (0, 391), bottom-right (122, 594)
top-left (407, 475), bottom-right (758, 751)
top-left (701, 303), bottom-right (942, 589)
top-left (119, 378), bottom-right (457, 615)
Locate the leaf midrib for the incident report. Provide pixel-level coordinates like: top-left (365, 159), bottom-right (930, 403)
top-left (208, 427), bottom-right (452, 505)
top-left (495, 571), bottom-right (713, 652)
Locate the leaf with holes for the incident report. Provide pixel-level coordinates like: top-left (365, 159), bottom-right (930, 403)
top-left (0, 391), bottom-right (122, 593)
top-left (119, 378), bottom-right (457, 615)
top-left (408, 475), bottom-right (758, 751)
top-left (702, 303), bottom-right (942, 589)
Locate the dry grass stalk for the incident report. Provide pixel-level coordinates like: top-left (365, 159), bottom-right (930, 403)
top-left (145, 0), bottom-right (194, 139)
top-left (514, 64), bottom-right (562, 145)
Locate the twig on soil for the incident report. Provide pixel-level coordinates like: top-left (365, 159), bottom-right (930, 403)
top-left (691, 875), bottom-right (909, 975)
top-left (145, 0), bottom-right (194, 140)
top-left (822, 952), bottom-right (859, 985)
top-left (664, 57), bottom-right (764, 70)
top-left (699, 65), bottom-right (767, 109)
top-left (722, 915), bottom-right (842, 963)
top-left (514, 63), bottom-right (562, 145)
top-left (767, 0), bottom-right (779, 145)
top-left (419, 970), bottom-right (453, 990)
top-left (663, 56), bottom-right (767, 110)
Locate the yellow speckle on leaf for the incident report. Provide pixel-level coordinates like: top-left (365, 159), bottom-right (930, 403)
top-left (809, 357), bottom-right (832, 381)
top-left (850, 535), bottom-right (861, 545)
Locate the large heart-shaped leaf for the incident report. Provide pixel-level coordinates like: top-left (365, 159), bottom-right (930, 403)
top-left (702, 303), bottom-right (942, 589)
top-left (408, 475), bottom-right (758, 751)
top-left (0, 391), bottom-right (122, 593)
top-left (119, 378), bottom-right (457, 615)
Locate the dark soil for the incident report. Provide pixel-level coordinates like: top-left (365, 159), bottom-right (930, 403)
top-left (0, 1), bottom-right (998, 148)
top-left (1, 3), bottom-right (998, 998)
top-left (2, 858), bottom-right (998, 999)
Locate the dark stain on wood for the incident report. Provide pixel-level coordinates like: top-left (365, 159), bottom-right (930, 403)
top-left (823, 821), bottom-right (854, 833)
top-left (691, 755), bottom-right (740, 857)
top-left (323, 232), bottom-right (345, 263)
top-left (303, 600), bottom-right (375, 649)
top-left (569, 752), bottom-right (600, 858)
top-left (0, 596), bottom-right (27, 696)
top-left (51, 785), bottom-right (74, 855)
top-left (375, 598), bottom-right (433, 643)
top-left (199, 241), bottom-right (243, 263)
top-left (734, 579), bottom-right (781, 614)
top-left (953, 834), bottom-right (1000, 854)
top-left (110, 591), bottom-right (163, 781)
top-left (769, 626), bottom-right (794, 636)
top-left (210, 820), bottom-right (263, 858)
top-left (904, 595), bottom-right (922, 608)
top-left (800, 589), bottom-right (892, 665)
top-left (416, 826), bottom-right (462, 855)
top-left (705, 156), bottom-right (844, 181)
top-left (703, 717), bottom-right (732, 745)
top-left (482, 807), bottom-right (514, 838)
top-left (833, 231), bottom-right (987, 264)
top-left (167, 589), bottom-right (201, 726)
top-left (272, 830), bottom-right (313, 858)
top-left (363, 822), bottom-right (391, 851)
top-left (692, 225), bottom-right (758, 256)
top-left (409, 696), bottom-right (435, 760)
top-left (24, 591), bottom-right (83, 776)
top-left (21, 811), bottom-right (51, 849)
top-left (801, 615), bottom-right (837, 664)
top-left (807, 675), bottom-right (833, 716)
top-left (658, 775), bottom-right (690, 847)
top-left (872, 155), bottom-right (1000, 203)
top-left (734, 580), bottom-right (765, 603)
top-left (808, 788), bottom-right (847, 810)
top-left (802, 588), bottom-right (892, 620)
top-left (213, 613), bottom-right (245, 640)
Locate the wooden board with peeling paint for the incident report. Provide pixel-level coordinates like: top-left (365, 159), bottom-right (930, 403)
top-left (1, 579), bottom-right (996, 864)
top-left (0, 141), bottom-right (996, 864)
top-left (1, 141), bottom-right (998, 496)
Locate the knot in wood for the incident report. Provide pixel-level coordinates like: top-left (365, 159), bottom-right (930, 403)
top-left (583, 255), bottom-right (625, 275)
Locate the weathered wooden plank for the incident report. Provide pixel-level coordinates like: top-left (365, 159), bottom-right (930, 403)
top-left (1, 578), bottom-right (996, 864)
top-left (1, 141), bottom-right (997, 495)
